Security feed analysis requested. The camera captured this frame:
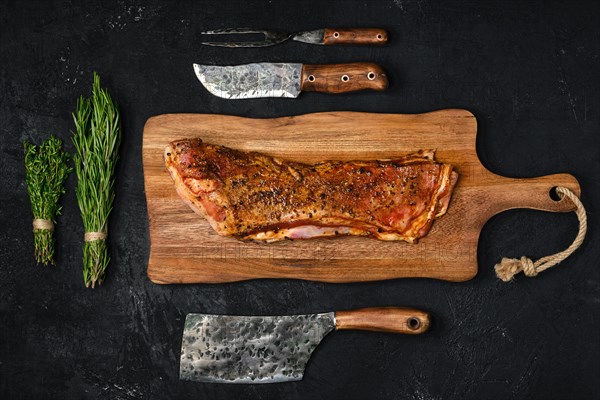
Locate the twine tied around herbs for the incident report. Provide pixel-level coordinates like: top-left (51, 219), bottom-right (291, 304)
top-left (495, 186), bottom-right (587, 282)
top-left (33, 220), bottom-right (107, 242)
top-left (84, 231), bottom-right (107, 242)
top-left (32, 219), bottom-right (54, 231)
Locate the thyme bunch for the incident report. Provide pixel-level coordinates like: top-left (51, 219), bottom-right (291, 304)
top-left (24, 136), bottom-right (72, 265)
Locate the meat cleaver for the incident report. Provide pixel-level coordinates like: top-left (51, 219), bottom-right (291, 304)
top-left (180, 307), bottom-right (430, 383)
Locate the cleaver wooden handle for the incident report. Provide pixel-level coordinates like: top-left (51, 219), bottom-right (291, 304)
top-left (301, 63), bottom-right (388, 94)
top-left (335, 307), bottom-right (430, 335)
top-left (323, 28), bottom-right (389, 45)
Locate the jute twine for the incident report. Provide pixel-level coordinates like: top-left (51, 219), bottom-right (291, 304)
top-left (33, 219), bottom-right (54, 231)
top-left (84, 231), bottom-right (107, 242)
top-left (495, 186), bottom-right (587, 282)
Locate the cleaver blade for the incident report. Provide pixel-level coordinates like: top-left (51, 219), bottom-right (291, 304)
top-left (180, 307), bottom-right (430, 384)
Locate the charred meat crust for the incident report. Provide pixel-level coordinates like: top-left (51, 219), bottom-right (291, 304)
top-left (165, 138), bottom-right (458, 243)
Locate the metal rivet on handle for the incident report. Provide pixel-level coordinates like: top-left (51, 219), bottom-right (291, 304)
top-left (367, 72), bottom-right (376, 80)
top-left (341, 75), bottom-right (349, 82)
top-left (308, 75), bottom-right (315, 82)
top-left (377, 34), bottom-right (383, 40)
top-left (407, 317), bottom-right (421, 330)
top-left (333, 32), bottom-right (340, 38)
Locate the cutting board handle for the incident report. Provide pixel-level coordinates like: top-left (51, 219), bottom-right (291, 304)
top-left (482, 172), bottom-right (581, 214)
top-left (335, 307), bottom-right (430, 335)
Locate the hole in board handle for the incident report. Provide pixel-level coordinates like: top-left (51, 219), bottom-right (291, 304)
top-left (549, 186), bottom-right (561, 202)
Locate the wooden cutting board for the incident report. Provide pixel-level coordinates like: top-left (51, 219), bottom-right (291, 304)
top-left (142, 110), bottom-right (580, 284)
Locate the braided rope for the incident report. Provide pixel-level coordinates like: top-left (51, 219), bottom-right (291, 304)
top-left (495, 186), bottom-right (587, 282)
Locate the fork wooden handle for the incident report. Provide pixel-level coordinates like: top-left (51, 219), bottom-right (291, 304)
top-left (323, 28), bottom-right (388, 45)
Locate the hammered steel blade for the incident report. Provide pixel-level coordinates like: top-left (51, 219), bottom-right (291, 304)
top-left (200, 28), bottom-right (292, 48)
top-left (180, 312), bottom-right (336, 383)
top-left (291, 29), bottom-right (325, 45)
top-left (193, 63), bottom-right (303, 99)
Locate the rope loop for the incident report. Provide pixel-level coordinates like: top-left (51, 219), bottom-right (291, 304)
top-left (495, 186), bottom-right (586, 282)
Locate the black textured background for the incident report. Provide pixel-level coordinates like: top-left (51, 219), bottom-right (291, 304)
top-left (1, 1), bottom-right (599, 399)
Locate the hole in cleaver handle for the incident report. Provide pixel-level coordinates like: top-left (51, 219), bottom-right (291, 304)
top-left (335, 307), bottom-right (430, 335)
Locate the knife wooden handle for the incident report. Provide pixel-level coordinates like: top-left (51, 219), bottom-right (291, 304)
top-left (301, 63), bottom-right (388, 94)
top-left (323, 28), bottom-right (388, 45)
top-left (335, 307), bottom-right (430, 335)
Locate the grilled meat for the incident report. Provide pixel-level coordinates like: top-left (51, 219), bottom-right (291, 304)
top-left (164, 139), bottom-right (458, 243)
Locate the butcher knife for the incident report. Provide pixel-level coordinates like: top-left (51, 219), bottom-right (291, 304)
top-left (180, 306), bottom-right (429, 383)
top-left (193, 62), bottom-right (388, 99)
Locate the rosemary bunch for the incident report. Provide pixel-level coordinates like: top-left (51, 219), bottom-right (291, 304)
top-left (24, 136), bottom-right (72, 265)
top-left (72, 72), bottom-right (121, 288)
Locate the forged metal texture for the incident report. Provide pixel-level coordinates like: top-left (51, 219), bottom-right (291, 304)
top-left (292, 29), bottom-right (325, 45)
top-left (200, 28), bottom-right (291, 47)
top-left (194, 63), bottom-right (303, 99)
top-left (201, 40), bottom-right (283, 48)
top-left (180, 312), bottom-right (336, 383)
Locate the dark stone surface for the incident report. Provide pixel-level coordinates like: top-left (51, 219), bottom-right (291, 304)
top-left (1, 1), bottom-right (599, 399)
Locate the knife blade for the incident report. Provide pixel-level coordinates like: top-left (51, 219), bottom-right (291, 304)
top-left (193, 62), bottom-right (388, 99)
top-left (179, 307), bottom-right (430, 383)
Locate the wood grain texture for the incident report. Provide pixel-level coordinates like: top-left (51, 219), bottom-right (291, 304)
top-left (300, 63), bottom-right (388, 93)
top-left (142, 110), bottom-right (580, 284)
top-left (335, 307), bottom-right (430, 335)
top-left (323, 28), bottom-right (388, 45)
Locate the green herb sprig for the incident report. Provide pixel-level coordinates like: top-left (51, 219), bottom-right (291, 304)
top-left (72, 72), bottom-right (121, 288)
top-left (24, 136), bottom-right (72, 265)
